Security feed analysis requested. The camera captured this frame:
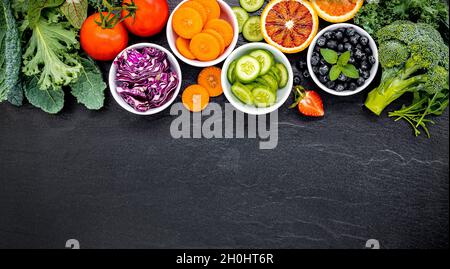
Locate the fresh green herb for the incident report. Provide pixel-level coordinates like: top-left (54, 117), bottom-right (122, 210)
top-left (354, 0), bottom-right (449, 43)
top-left (60, 0), bottom-right (89, 29)
top-left (320, 49), bottom-right (359, 81)
top-left (364, 21), bottom-right (449, 137)
top-left (0, 0), bottom-right (22, 105)
top-left (24, 76), bottom-right (65, 114)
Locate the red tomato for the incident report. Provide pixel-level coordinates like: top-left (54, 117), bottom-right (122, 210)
top-left (80, 13), bottom-right (129, 61)
top-left (122, 0), bottom-right (169, 37)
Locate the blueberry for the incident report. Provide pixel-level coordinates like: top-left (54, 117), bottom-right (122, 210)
top-left (338, 73), bottom-right (348, 82)
top-left (349, 83), bottom-right (358, 91)
top-left (335, 84), bottom-right (345, 92)
top-left (348, 57), bottom-right (356, 64)
top-left (297, 60), bottom-right (307, 70)
top-left (327, 40), bottom-right (338, 49)
top-left (323, 31), bottom-right (334, 39)
top-left (312, 66), bottom-right (319, 74)
top-left (319, 65), bottom-right (329, 76)
top-left (365, 47), bottom-right (372, 54)
top-left (354, 49), bottom-right (365, 59)
top-left (337, 44), bottom-right (344, 52)
top-left (294, 75), bottom-right (302, 85)
top-left (303, 70), bottom-right (311, 78)
top-left (311, 56), bottom-right (320, 66)
top-left (356, 77), bottom-right (365, 86)
top-left (360, 61), bottom-right (369, 70)
top-left (350, 35), bottom-right (360, 45)
top-left (320, 76), bottom-right (329, 84)
top-left (356, 44), bottom-right (363, 50)
top-left (346, 28), bottom-right (356, 37)
top-left (325, 82), bottom-right (335, 90)
top-left (335, 31), bottom-right (344, 40)
top-left (317, 37), bottom-right (327, 47)
top-left (313, 52), bottom-right (320, 58)
top-left (362, 70), bottom-right (371, 79)
top-left (344, 43), bottom-right (353, 51)
top-left (343, 38), bottom-right (349, 43)
top-left (368, 55), bottom-right (376, 65)
top-left (360, 36), bottom-right (369, 46)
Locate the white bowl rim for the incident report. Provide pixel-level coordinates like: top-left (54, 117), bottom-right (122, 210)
top-left (221, 42), bottom-right (294, 116)
top-left (108, 42), bottom-right (183, 116)
top-left (166, 0), bottom-right (239, 68)
top-left (307, 23), bottom-right (379, 97)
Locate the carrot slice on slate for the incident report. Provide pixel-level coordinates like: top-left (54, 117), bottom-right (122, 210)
top-left (198, 66), bottom-right (223, 97)
top-left (182, 84), bottom-right (210, 112)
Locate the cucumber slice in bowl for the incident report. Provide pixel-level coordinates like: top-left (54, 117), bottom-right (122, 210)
top-left (235, 55), bottom-right (261, 83)
top-left (232, 7), bottom-right (249, 33)
top-left (249, 49), bottom-right (274, 76)
top-left (227, 60), bottom-right (237, 84)
top-left (260, 74), bottom-right (279, 92)
top-left (252, 87), bottom-right (277, 108)
top-left (275, 63), bottom-right (289, 88)
top-left (232, 82), bottom-right (254, 105)
top-left (240, 0), bottom-right (265, 12)
top-left (243, 16), bottom-right (264, 42)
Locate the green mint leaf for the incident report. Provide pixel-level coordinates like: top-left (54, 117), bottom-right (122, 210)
top-left (341, 64), bottom-right (360, 79)
top-left (24, 76), bottom-right (64, 114)
top-left (320, 48), bottom-right (338, 65)
top-left (329, 65), bottom-right (342, 81)
top-left (338, 51), bottom-right (351, 66)
top-left (70, 57), bottom-right (106, 110)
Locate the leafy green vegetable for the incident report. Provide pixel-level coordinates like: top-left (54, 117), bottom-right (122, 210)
top-left (355, 0), bottom-right (449, 43)
top-left (24, 76), bottom-right (65, 114)
top-left (70, 57), bottom-right (106, 110)
top-left (365, 21), bottom-right (449, 137)
top-left (60, 0), bottom-right (88, 29)
top-left (27, 0), bottom-right (65, 27)
top-left (0, 0), bottom-right (22, 104)
top-left (321, 49), bottom-right (359, 81)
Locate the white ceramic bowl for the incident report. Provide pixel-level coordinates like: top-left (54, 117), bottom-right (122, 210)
top-left (109, 43), bottom-right (182, 116)
top-left (166, 0), bottom-right (239, 67)
top-left (222, 43), bottom-right (294, 115)
top-left (307, 23), bottom-right (379, 96)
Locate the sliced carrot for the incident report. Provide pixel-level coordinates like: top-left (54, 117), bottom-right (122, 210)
top-left (172, 7), bottom-right (204, 39)
top-left (189, 33), bottom-right (221, 61)
top-left (198, 67), bottom-right (223, 97)
top-left (192, 0), bottom-right (220, 22)
top-left (202, 29), bottom-right (225, 54)
top-left (180, 1), bottom-right (208, 24)
top-left (204, 19), bottom-right (234, 47)
top-left (176, 37), bottom-right (196, 60)
top-left (182, 84), bottom-right (210, 112)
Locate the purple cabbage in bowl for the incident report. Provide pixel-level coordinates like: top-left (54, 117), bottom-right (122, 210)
top-left (114, 47), bottom-right (179, 112)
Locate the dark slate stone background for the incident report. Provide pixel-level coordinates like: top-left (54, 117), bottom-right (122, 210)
top-left (0, 0), bottom-right (448, 249)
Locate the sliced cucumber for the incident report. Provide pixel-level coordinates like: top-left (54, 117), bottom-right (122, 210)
top-left (232, 6), bottom-right (249, 33)
top-left (261, 74), bottom-right (279, 92)
top-left (252, 87), bottom-right (277, 108)
top-left (244, 82), bottom-right (259, 90)
top-left (235, 55), bottom-right (261, 83)
top-left (240, 0), bottom-right (264, 12)
top-left (249, 49), bottom-right (274, 76)
top-left (242, 16), bottom-right (264, 42)
top-left (227, 60), bottom-right (237, 84)
top-left (232, 82), bottom-right (254, 105)
top-left (275, 63), bottom-right (289, 88)
top-left (269, 66), bottom-right (281, 83)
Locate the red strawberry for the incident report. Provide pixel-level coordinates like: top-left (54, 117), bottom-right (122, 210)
top-left (290, 86), bottom-right (324, 117)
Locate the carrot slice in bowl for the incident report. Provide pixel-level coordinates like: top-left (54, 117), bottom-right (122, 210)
top-left (172, 7), bottom-right (204, 39)
top-left (202, 29), bottom-right (225, 54)
top-left (180, 1), bottom-right (208, 24)
top-left (182, 84), bottom-right (210, 112)
top-left (204, 19), bottom-right (234, 47)
top-left (189, 33), bottom-right (221, 61)
top-left (198, 67), bottom-right (223, 97)
top-left (176, 37), bottom-right (196, 60)
top-left (192, 0), bottom-right (220, 22)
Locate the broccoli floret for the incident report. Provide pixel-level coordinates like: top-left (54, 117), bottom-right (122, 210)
top-left (365, 21), bottom-right (449, 117)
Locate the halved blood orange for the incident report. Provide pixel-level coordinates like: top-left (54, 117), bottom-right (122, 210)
top-left (261, 0), bottom-right (319, 54)
top-left (311, 0), bottom-right (364, 23)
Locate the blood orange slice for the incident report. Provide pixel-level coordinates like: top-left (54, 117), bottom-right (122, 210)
top-left (261, 0), bottom-right (319, 54)
top-left (311, 0), bottom-right (363, 23)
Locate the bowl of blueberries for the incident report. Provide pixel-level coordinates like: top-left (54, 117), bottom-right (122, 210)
top-left (306, 23), bottom-right (379, 96)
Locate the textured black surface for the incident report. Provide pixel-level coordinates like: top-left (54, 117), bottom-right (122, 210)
top-left (0, 0), bottom-right (448, 249)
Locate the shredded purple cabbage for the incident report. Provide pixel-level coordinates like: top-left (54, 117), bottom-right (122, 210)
top-left (115, 47), bottom-right (179, 112)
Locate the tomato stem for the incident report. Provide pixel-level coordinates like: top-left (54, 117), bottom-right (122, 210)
top-left (95, 0), bottom-right (137, 29)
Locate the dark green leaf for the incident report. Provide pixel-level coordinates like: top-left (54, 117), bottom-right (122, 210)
top-left (320, 48), bottom-right (338, 65)
top-left (24, 76), bottom-right (64, 114)
top-left (341, 64), bottom-right (360, 79)
top-left (70, 57), bottom-right (106, 110)
top-left (338, 51), bottom-right (351, 66)
top-left (27, 0), bottom-right (65, 27)
top-left (329, 65), bottom-right (342, 81)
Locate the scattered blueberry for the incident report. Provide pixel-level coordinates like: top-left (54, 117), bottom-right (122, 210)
top-left (311, 56), bottom-right (320, 66)
top-left (327, 40), bottom-right (338, 49)
top-left (344, 43), bottom-right (352, 51)
top-left (335, 31), bottom-right (344, 40)
top-left (297, 60), bottom-right (307, 70)
top-left (360, 36), bottom-right (369, 46)
top-left (346, 28), bottom-right (356, 37)
top-left (338, 73), bottom-right (347, 82)
top-left (368, 55), bottom-right (376, 65)
top-left (361, 70), bottom-right (371, 79)
top-left (356, 77), bottom-right (365, 86)
top-left (335, 84), bottom-right (345, 92)
top-left (319, 65), bottom-right (329, 76)
top-left (326, 81), bottom-right (336, 89)
top-left (317, 37), bottom-right (327, 47)
top-left (349, 83), bottom-right (358, 91)
top-left (337, 44), bottom-right (344, 52)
